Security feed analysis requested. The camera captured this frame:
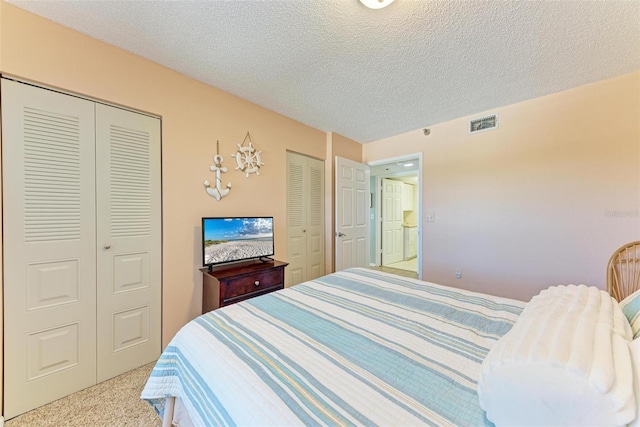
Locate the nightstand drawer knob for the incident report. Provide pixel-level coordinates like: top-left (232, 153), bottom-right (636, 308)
top-left (254, 280), bottom-right (260, 286)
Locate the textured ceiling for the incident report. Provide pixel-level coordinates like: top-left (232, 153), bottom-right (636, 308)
top-left (8, 0), bottom-right (639, 143)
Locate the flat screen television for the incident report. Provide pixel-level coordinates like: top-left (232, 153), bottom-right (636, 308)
top-left (202, 217), bottom-right (274, 269)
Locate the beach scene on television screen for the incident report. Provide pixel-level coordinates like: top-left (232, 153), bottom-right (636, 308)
top-left (204, 218), bottom-right (273, 264)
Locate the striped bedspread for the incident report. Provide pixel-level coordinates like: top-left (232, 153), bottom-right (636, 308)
top-left (142, 268), bottom-right (524, 426)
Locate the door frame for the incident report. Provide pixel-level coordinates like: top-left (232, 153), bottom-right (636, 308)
top-left (368, 153), bottom-right (423, 280)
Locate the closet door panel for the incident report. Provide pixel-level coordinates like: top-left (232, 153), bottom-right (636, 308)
top-left (286, 152), bottom-right (307, 286)
top-left (306, 157), bottom-right (325, 280)
top-left (95, 103), bottom-right (161, 382)
top-left (2, 79), bottom-right (97, 418)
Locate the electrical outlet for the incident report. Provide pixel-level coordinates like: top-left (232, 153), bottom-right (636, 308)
top-left (455, 268), bottom-right (462, 279)
top-left (425, 212), bottom-right (435, 222)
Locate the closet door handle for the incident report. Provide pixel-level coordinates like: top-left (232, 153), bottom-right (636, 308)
top-left (104, 244), bottom-right (111, 250)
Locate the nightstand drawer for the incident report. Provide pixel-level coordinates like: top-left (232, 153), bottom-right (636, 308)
top-left (222, 269), bottom-right (283, 301)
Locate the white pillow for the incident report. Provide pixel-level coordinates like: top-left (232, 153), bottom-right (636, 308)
top-left (621, 289), bottom-right (640, 340)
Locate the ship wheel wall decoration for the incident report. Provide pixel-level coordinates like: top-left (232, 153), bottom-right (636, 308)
top-left (203, 140), bottom-right (232, 201)
top-left (232, 131), bottom-right (264, 178)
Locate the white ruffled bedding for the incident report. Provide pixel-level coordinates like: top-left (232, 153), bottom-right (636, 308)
top-left (479, 285), bottom-right (635, 426)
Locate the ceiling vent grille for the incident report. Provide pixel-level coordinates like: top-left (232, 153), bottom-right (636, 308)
top-left (469, 114), bottom-right (498, 134)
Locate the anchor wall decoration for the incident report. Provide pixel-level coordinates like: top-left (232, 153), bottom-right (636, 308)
top-left (203, 140), bottom-right (232, 201)
top-left (232, 131), bottom-right (264, 178)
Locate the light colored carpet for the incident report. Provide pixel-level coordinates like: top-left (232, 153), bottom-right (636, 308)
top-left (5, 362), bottom-right (161, 427)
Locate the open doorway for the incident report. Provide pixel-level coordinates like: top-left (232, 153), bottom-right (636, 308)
top-left (368, 154), bottom-right (421, 279)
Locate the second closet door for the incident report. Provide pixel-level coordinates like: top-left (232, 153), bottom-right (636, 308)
top-left (286, 152), bottom-right (324, 286)
top-left (95, 104), bottom-right (161, 382)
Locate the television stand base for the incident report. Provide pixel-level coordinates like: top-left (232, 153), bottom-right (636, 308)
top-left (259, 256), bottom-right (274, 263)
top-left (201, 260), bottom-right (289, 312)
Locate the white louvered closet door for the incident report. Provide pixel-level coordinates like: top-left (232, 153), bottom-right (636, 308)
top-left (95, 104), bottom-right (161, 382)
top-left (286, 152), bottom-right (325, 286)
top-left (306, 158), bottom-right (325, 280)
top-left (2, 79), bottom-right (98, 418)
top-left (3, 80), bottom-right (162, 418)
top-left (286, 152), bottom-right (306, 286)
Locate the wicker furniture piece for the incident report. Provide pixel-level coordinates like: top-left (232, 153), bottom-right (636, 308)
top-left (607, 241), bottom-right (640, 302)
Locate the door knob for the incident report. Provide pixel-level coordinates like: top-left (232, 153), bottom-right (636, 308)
top-left (337, 232), bottom-right (346, 237)
top-left (104, 244), bottom-right (111, 249)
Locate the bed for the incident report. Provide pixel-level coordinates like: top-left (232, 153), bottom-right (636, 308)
top-left (142, 267), bottom-right (640, 426)
top-left (142, 268), bottom-right (524, 426)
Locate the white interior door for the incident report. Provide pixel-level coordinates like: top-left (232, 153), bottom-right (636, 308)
top-left (95, 104), bottom-right (161, 382)
top-left (335, 156), bottom-right (370, 271)
top-left (381, 178), bottom-right (403, 265)
top-left (2, 79), bottom-right (98, 418)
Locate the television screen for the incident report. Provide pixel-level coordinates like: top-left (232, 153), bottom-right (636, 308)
top-left (202, 217), bottom-right (274, 266)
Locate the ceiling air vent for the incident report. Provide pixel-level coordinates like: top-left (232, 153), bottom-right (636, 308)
top-left (469, 114), bottom-right (498, 134)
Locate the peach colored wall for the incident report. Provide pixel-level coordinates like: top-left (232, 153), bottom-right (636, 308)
top-left (332, 133), bottom-right (363, 161)
top-left (364, 72), bottom-right (640, 302)
top-left (0, 2), bottom-right (328, 356)
top-left (325, 132), bottom-right (363, 272)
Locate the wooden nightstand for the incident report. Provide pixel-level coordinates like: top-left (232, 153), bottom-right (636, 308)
top-left (201, 260), bottom-right (288, 313)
